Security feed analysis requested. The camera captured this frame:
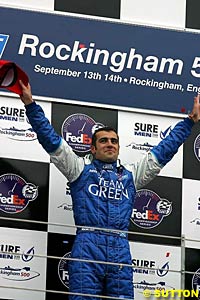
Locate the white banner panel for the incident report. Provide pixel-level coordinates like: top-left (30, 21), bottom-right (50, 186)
top-left (130, 241), bottom-right (181, 299)
top-left (120, 0), bottom-right (186, 29)
top-left (0, 227), bottom-right (47, 300)
top-left (48, 163), bottom-right (75, 235)
top-left (0, 96), bottom-right (50, 162)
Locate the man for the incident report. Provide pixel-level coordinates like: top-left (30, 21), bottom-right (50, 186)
top-left (19, 81), bottom-right (200, 299)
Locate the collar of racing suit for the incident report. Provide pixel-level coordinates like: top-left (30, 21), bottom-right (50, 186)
top-left (92, 159), bottom-right (123, 175)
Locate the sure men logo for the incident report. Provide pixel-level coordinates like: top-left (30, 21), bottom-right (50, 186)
top-left (0, 105), bottom-right (37, 141)
top-left (134, 122), bottom-right (159, 138)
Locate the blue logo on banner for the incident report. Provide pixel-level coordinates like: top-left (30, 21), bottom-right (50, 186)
top-left (0, 34), bottom-right (9, 58)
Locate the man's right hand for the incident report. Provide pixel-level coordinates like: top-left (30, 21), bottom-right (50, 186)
top-left (188, 94), bottom-right (200, 123)
top-left (19, 80), bottom-right (33, 105)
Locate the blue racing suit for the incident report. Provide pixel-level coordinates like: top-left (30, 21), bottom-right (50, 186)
top-left (25, 102), bottom-right (194, 299)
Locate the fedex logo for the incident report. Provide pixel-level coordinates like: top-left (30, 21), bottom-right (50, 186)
top-left (132, 208), bottom-right (159, 221)
top-left (0, 34), bottom-right (9, 58)
top-left (0, 193), bottom-right (25, 205)
top-left (65, 132), bottom-right (91, 145)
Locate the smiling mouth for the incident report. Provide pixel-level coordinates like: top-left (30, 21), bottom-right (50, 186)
top-left (105, 149), bottom-right (115, 153)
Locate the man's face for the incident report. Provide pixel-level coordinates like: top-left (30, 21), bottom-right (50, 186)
top-left (90, 130), bottom-right (119, 162)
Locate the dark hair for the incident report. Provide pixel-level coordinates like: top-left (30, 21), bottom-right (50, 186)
top-left (91, 126), bottom-right (118, 146)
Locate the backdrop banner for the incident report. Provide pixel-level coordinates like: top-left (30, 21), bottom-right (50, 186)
top-left (1, 6), bottom-right (200, 113)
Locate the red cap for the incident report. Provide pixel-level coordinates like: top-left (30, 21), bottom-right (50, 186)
top-left (0, 60), bottom-right (29, 95)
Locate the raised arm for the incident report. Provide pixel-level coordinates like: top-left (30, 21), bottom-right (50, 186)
top-left (131, 95), bottom-right (200, 189)
top-left (19, 81), bottom-right (61, 153)
top-left (19, 81), bottom-right (84, 182)
top-left (151, 95), bottom-right (200, 166)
